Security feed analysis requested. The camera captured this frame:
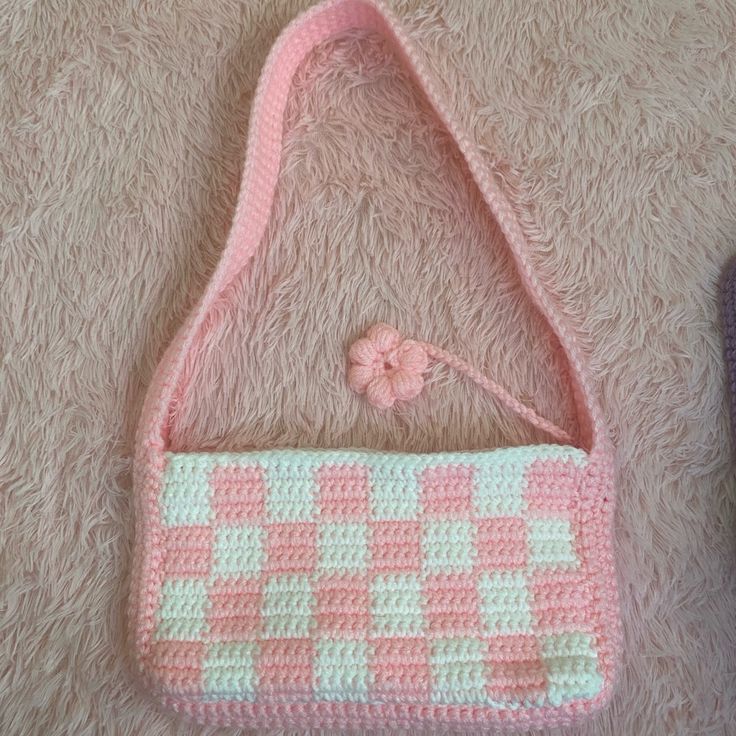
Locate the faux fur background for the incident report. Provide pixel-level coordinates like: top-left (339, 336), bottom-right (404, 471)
top-left (2, 1), bottom-right (736, 734)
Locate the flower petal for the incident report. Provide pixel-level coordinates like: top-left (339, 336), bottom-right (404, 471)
top-left (347, 363), bottom-right (376, 393)
top-left (349, 337), bottom-right (380, 366)
top-left (365, 374), bottom-right (396, 409)
top-left (395, 340), bottom-right (428, 373)
top-left (390, 369), bottom-right (424, 402)
top-left (367, 323), bottom-right (401, 353)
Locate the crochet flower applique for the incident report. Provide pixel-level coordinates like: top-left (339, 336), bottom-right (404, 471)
top-left (346, 322), bottom-right (574, 444)
top-left (347, 323), bottom-right (429, 409)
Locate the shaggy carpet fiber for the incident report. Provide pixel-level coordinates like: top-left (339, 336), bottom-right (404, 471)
top-left (2, 0), bottom-right (736, 734)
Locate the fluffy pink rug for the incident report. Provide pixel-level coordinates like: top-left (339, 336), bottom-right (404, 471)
top-left (2, 1), bottom-right (735, 734)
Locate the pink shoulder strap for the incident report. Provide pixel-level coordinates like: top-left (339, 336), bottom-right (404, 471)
top-left (136, 0), bottom-right (608, 460)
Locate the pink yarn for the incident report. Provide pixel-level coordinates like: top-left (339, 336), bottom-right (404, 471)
top-left (348, 323), bottom-right (575, 444)
top-left (129, 0), bottom-right (621, 730)
top-left (348, 323), bottom-right (428, 408)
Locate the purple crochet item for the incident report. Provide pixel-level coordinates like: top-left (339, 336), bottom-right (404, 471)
top-left (724, 258), bottom-right (736, 437)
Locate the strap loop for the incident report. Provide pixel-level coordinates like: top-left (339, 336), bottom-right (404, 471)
top-left (348, 323), bottom-right (574, 444)
top-left (136, 0), bottom-right (607, 457)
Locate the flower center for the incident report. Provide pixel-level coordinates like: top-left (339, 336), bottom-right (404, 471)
top-left (383, 360), bottom-right (394, 371)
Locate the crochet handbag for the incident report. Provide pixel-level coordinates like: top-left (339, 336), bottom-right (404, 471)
top-left (129, 0), bottom-right (621, 729)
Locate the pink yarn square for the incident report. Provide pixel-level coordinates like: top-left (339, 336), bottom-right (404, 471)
top-left (149, 640), bottom-right (205, 695)
top-left (423, 572), bottom-right (481, 636)
top-left (257, 639), bottom-right (313, 696)
top-left (485, 634), bottom-right (546, 704)
top-left (419, 464), bottom-right (474, 516)
top-left (530, 571), bottom-right (595, 633)
top-left (207, 576), bottom-right (262, 640)
top-left (370, 637), bottom-right (431, 700)
top-left (316, 463), bottom-right (370, 519)
top-left (475, 517), bottom-right (527, 570)
top-left (369, 520), bottom-right (422, 573)
top-left (163, 525), bottom-right (213, 578)
top-left (211, 464), bottom-right (267, 523)
top-left (523, 459), bottom-right (581, 513)
top-left (315, 573), bottom-right (371, 637)
top-left (265, 522), bottom-right (318, 574)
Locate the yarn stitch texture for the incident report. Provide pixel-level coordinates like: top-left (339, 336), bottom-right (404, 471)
top-left (153, 447), bottom-right (600, 706)
top-left (723, 258), bottom-right (736, 439)
top-left (129, 0), bottom-right (621, 730)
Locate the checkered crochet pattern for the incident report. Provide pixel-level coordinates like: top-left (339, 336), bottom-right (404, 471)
top-left (151, 446), bottom-right (603, 708)
top-left (129, 0), bottom-right (621, 729)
